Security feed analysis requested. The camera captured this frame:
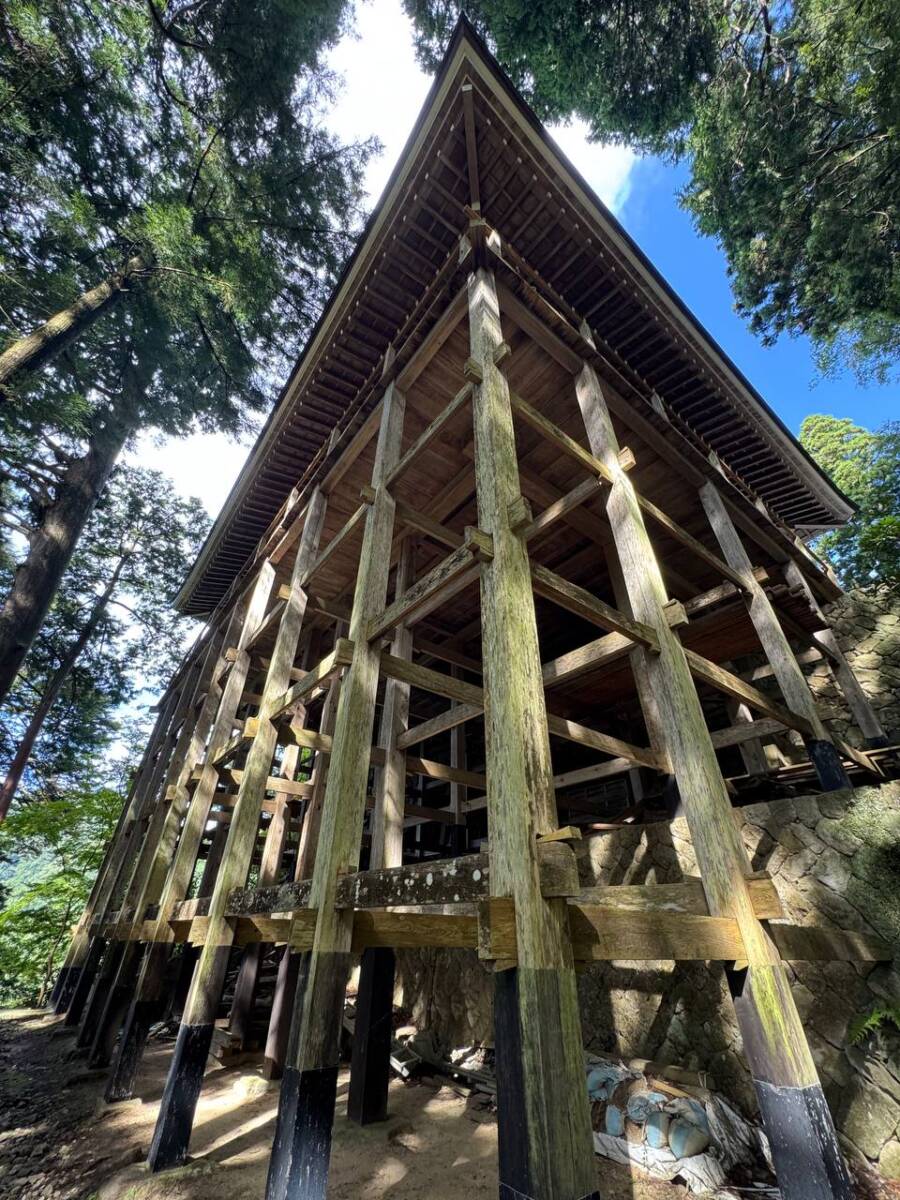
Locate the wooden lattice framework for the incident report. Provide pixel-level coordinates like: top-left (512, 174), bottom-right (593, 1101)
top-left (53, 20), bottom-right (895, 1200)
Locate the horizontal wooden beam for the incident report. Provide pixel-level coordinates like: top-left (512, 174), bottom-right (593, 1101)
top-left (302, 504), bottom-right (366, 586)
top-left (509, 390), bottom-right (612, 484)
top-left (523, 476), bottom-right (605, 542)
top-left (396, 702), bottom-right (482, 750)
top-left (271, 637), bottom-right (355, 718)
top-left (684, 648), bottom-right (815, 737)
top-left (542, 631), bottom-right (634, 689)
top-left (531, 562), bottom-right (658, 649)
top-left (386, 382), bottom-right (474, 488)
top-left (575, 875), bottom-right (783, 920)
top-left (367, 527), bottom-right (491, 642)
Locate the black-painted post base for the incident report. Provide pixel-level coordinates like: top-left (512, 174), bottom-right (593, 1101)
top-left (494, 969), bottom-right (600, 1200)
top-left (265, 1065), bottom-right (339, 1200)
top-left (88, 943), bottom-right (141, 1068)
top-left (147, 1022), bottom-right (215, 1171)
top-left (804, 738), bottom-right (852, 792)
top-left (50, 965), bottom-right (69, 1009)
top-left (63, 939), bottom-right (105, 1025)
top-left (75, 940), bottom-right (126, 1049)
top-left (53, 965), bottom-right (79, 1014)
top-left (347, 947), bottom-right (394, 1125)
top-left (106, 996), bottom-right (164, 1102)
top-left (866, 734), bottom-right (890, 749)
top-left (264, 949), bottom-right (303, 1081)
top-left (756, 1080), bottom-right (853, 1199)
top-left (169, 945), bottom-right (198, 1023)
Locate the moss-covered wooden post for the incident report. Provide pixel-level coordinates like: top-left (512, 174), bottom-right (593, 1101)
top-left (263, 662), bottom-right (342, 1082)
top-left (265, 382), bottom-right (404, 1200)
top-left (575, 343), bottom-right (852, 1200)
top-left (105, 567), bottom-right (275, 1102)
top-left (348, 538), bottom-right (414, 1126)
top-left (60, 677), bottom-right (188, 1022)
top-left (700, 481), bottom-right (851, 791)
top-left (147, 494), bottom-right (326, 1171)
top-left (783, 559), bottom-right (888, 748)
top-left (470, 263), bottom-right (598, 1200)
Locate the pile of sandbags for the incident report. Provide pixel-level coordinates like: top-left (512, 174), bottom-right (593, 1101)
top-left (585, 1056), bottom-right (774, 1195)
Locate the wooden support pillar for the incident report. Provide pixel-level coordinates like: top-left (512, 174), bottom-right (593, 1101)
top-left (448, 665), bottom-right (468, 853)
top-left (263, 667), bottom-right (342, 1082)
top-left (265, 383), bottom-right (404, 1200)
top-left (349, 539), bottom-right (414, 1127)
top-left (61, 676), bottom-right (189, 1020)
top-left (470, 263), bottom-right (597, 1200)
top-left (575, 342), bottom-right (852, 1200)
top-left (230, 705), bottom-right (309, 1049)
top-left (726, 699), bottom-right (771, 777)
top-left (105, 566), bottom-right (276, 1103)
top-left (699, 482), bottom-right (851, 791)
top-left (147, 489), bottom-right (326, 1170)
top-left (85, 628), bottom-right (229, 1068)
top-left (784, 560), bottom-right (889, 748)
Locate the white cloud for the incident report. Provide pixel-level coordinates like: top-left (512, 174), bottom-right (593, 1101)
top-left (127, 428), bottom-right (255, 519)
top-left (546, 120), bottom-right (637, 215)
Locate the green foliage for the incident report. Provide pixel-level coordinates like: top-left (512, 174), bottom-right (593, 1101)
top-left (800, 415), bottom-right (900, 588)
top-left (0, 466), bottom-right (209, 792)
top-left (0, 779), bottom-right (120, 1006)
top-left (848, 1004), bottom-right (900, 1045)
top-left (0, 0), bottom-right (373, 431)
top-left (405, 1), bottom-right (900, 380)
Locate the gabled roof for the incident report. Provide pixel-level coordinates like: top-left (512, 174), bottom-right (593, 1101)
top-left (176, 16), bottom-right (852, 616)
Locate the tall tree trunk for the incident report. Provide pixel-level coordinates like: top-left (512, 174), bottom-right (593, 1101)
top-left (0, 555), bottom-right (128, 819)
top-left (0, 256), bottom-right (147, 395)
top-left (0, 410), bottom-right (135, 705)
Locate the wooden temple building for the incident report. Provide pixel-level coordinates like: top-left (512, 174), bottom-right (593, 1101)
top-left (52, 18), bottom-right (894, 1200)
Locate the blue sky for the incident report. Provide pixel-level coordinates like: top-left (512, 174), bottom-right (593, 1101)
top-left (617, 157), bottom-right (898, 435)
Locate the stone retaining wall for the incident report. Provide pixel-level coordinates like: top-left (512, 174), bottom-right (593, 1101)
top-left (808, 585), bottom-right (900, 747)
top-left (396, 781), bottom-right (900, 1177)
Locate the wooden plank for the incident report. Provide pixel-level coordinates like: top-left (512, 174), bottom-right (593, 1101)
top-left (350, 910), bottom-right (477, 952)
top-left (684, 648), bottom-right (815, 737)
top-left (638, 491), bottom-right (748, 591)
top-left (531, 562), bottom-right (659, 650)
top-left (480, 897), bottom-right (747, 962)
top-left (546, 713), bottom-right (666, 773)
top-left (575, 877), bottom-right (784, 921)
top-left (710, 717), bottom-right (786, 749)
top-left (386, 382), bottom-right (473, 487)
top-left (301, 503), bottom-right (366, 587)
top-left (380, 651), bottom-right (484, 706)
top-left (768, 924), bottom-right (892, 963)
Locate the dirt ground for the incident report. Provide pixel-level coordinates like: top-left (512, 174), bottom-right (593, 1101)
top-left (0, 1009), bottom-right (690, 1200)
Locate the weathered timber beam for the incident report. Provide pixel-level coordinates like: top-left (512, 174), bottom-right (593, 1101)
top-left (386, 382), bottom-right (473, 488)
top-left (546, 713), bottom-right (667, 773)
top-left (575, 876), bottom-right (783, 919)
top-left (224, 841), bottom-right (580, 917)
top-left (638, 492), bottom-right (748, 591)
top-left (531, 562), bottom-right (659, 649)
top-left (768, 924), bottom-right (892, 963)
top-left (542, 631), bottom-right (634, 688)
top-left (523, 476), bottom-right (606, 542)
top-left (301, 504), bottom-right (366, 587)
top-left (366, 527), bottom-right (492, 642)
top-left (270, 637), bottom-right (355, 718)
top-left (684, 648), bottom-right (816, 737)
top-left (709, 718), bottom-right (787, 749)
top-left (396, 702), bottom-right (483, 749)
top-left (682, 567), bottom-right (769, 618)
top-left (509, 389), bottom-right (612, 483)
